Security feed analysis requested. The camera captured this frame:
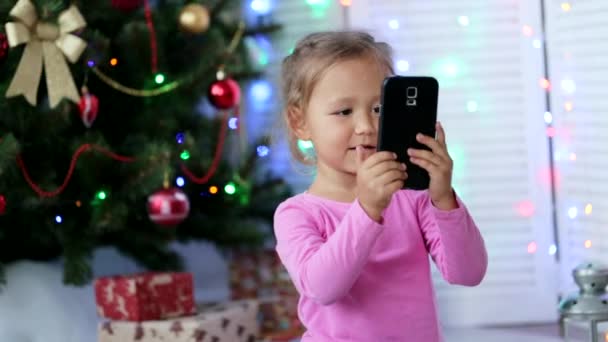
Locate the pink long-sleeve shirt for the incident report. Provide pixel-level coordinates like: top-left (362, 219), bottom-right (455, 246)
top-left (273, 190), bottom-right (487, 342)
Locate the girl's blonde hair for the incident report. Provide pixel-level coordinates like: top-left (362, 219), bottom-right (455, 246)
top-left (280, 31), bottom-right (394, 165)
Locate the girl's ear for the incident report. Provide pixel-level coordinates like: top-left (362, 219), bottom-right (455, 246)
top-left (287, 106), bottom-right (311, 140)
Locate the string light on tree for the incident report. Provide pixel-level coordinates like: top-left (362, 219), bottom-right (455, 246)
top-left (257, 145), bottom-right (270, 157)
top-left (388, 19), bottom-right (399, 30)
top-left (209, 186), bottom-right (218, 194)
top-left (154, 73), bottom-right (165, 84)
top-left (228, 117), bottom-right (239, 130)
top-left (176, 133), bottom-right (185, 144)
top-left (97, 191), bottom-right (107, 200)
top-left (93, 190), bottom-right (108, 205)
top-left (110, 58), bottom-right (118, 66)
top-left (585, 240), bottom-right (592, 249)
top-left (224, 182), bottom-right (237, 195)
top-left (176, 177), bottom-right (185, 187)
top-left (585, 204), bottom-right (593, 215)
top-left (180, 150), bottom-right (190, 160)
top-left (522, 25), bottom-right (534, 37)
top-left (561, 2), bottom-right (572, 12)
top-left (544, 111), bottom-right (553, 124)
top-left (55, 215), bottom-right (63, 224)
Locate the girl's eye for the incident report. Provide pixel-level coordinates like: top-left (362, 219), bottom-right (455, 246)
top-left (334, 109), bottom-right (352, 116)
top-left (373, 105), bottom-right (381, 114)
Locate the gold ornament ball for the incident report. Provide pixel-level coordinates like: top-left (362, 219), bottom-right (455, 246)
top-left (179, 4), bottom-right (211, 34)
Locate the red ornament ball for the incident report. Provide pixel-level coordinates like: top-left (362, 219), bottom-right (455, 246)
top-left (111, 0), bottom-right (144, 12)
top-left (0, 33), bottom-right (9, 66)
top-left (78, 88), bottom-right (99, 128)
top-left (207, 78), bottom-right (241, 110)
top-left (147, 188), bottom-right (190, 227)
top-left (0, 195), bottom-right (6, 215)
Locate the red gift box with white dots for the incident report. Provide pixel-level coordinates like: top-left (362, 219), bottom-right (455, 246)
top-left (94, 272), bottom-right (196, 321)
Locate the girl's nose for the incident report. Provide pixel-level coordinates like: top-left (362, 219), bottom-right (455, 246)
top-left (354, 113), bottom-right (375, 135)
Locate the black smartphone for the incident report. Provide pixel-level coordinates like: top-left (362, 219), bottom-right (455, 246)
top-left (377, 76), bottom-right (439, 190)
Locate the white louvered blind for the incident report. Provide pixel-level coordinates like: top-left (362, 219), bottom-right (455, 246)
top-left (545, 0), bottom-right (608, 293)
top-left (349, 0), bottom-right (559, 325)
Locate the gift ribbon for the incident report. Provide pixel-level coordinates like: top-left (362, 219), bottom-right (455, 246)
top-left (4, 0), bottom-right (87, 108)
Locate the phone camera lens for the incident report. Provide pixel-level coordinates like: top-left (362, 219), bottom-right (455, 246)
top-left (407, 87), bottom-right (417, 98)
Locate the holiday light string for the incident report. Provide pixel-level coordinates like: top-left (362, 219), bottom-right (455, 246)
top-left (15, 110), bottom-right (230, 197)
top-left (16, 144), bottom-right (135, 198)
top-left (90, 68), bottom-right (180, 97)
top-left (143, 0), bottom-right (159, 73)
top-left (11, 15), bottom-right (246, 197)
top-left (180, 110), bottom-right (229, 184)
top-left (90, 21), bottom-right (246, 97)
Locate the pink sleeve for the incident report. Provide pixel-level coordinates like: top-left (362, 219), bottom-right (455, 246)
top-left (409, 190), bottom-right (487, 286)
top-left (273, 199), bottom-right (384, 305)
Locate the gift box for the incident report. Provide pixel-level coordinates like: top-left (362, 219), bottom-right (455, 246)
top-left (98, 300), bottom-right (259, 342)
top-left (229, 250), bottom-right (304, 338)
top-left (95, 272), bottom-right (196, 321)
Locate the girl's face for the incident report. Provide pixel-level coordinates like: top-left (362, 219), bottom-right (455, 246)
top-left (295, 56), bottom-right (388, 180)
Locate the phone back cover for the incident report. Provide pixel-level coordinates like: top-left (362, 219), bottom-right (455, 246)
top-left (377, 76), bottom-right (438, 190)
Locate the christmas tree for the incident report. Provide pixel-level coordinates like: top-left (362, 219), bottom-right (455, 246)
top-left (0, 0), bottom-right (289, 285)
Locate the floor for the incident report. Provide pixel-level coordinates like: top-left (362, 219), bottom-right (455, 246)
top-left (444, 324), bottom-right (565, 342)
top-left (280, 324), bottom-right (567, 342)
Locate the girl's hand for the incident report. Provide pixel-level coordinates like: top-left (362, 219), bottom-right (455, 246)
top-left (355, 148), bottom-right (407, 222)
top-left (407, 121), bottom-right (457, 210)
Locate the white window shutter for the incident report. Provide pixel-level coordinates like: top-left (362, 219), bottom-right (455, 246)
top-left (545, 0), bottom-right (608, 294)
top-left (350, 0), bottom-right (559, 325)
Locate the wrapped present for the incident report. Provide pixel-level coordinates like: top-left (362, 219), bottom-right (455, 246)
top-left (228, 249), bottom-right (304, 338)
top-left (95, 272), bottom-right (196, 321)
top-left (98, 300), bottom-right (259, 342)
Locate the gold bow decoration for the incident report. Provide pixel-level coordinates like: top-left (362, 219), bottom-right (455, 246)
top-left (4, 0), bottom-right (87, 108)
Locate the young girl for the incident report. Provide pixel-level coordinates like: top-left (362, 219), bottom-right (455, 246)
top-left (273, 31), bottom-right (487, 342)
